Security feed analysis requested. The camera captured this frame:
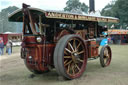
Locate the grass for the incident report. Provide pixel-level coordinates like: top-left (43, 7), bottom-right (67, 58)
top-left (0, 45), bottom-right (128, 85)
top-left (84, 45), bottom-right (128, 85)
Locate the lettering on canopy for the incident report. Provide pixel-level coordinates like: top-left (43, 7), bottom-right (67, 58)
top-left (45, 12), bottom-right (119, 23)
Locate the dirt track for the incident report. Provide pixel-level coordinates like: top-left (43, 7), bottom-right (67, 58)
top-left (0, 45), bottom-right (128, 85)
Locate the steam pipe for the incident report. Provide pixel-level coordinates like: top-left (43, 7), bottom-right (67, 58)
top-left (89, 0), bottom-right (95, 13)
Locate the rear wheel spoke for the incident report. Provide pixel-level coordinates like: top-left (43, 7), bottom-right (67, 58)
top-left (77, 50), bottom-right (84, 55)
top-left (64, 50), bottom-right (68, 55)
top-left (73, 39), bottom-right (77, 51)
top-left (64, 60), bottom-right (68, 64)
top-left (67, 64), bottom-right (70, 74)
top-left (75, 63), bottom-right (80, 72)
top-left (64, 56), bottom-right (72, 58)
top-left (65, 48), bottom-right (72, 54)
top-left (76, 42), bottom-right (81, 49)
top-left (71, 63), bottom-right (75, 75)
top-left (68, 42), bottom-right (75, 51)
top-left (77, 58), bottom-right (84, 63)
top-left (64, 60), bottom-right (72, 66)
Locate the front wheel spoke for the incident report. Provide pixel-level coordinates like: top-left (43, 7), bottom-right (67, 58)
top-left (107, 55), bottom-right (110, 58)
top-left (106, 58), bottom-right (110, 63)
top-left (104, 48), bottom-right (108, 55)
top-left (105, 53), bottom-right (108, 56)
top-left (104, 51), bottom-right (109, 58)
top-left (106, 54), bottom-right (109, 58)
top-left (64, 60), bottom-right (72, 66)
top-left (65, 48), bottom-right (72, 54)
top-left (77, 50), bottom-right (84, 55)
top-left (104, 58), bottom-right (107, 63)
top-left (64, 56), bottom-right (72, 58)
top-left (106, 50), bottom-right (110, 58)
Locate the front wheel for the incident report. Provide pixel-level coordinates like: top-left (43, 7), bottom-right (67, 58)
top-left (54, 35), bottom-right (88, 79)
top-left (100, 45), bottom-right (112, 67)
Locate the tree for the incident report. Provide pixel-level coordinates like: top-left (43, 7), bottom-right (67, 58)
top-left (100, 2), bottom-right (115, 28)
top-left (101, 0), bottom-right (128, 29)
top-left (113, 0), bottom-right (128, 26)
top-left (101, 3), bottom-right (114, 17)
top-left (64, 0), bottom-right (88, 13)
top-left (0, 6), bottom-right (22, 33)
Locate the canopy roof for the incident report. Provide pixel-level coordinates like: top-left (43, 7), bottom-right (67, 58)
top-left (8, 7), bottom-right (119, 23)
top-left (108, 30), bottom-right (128, 34)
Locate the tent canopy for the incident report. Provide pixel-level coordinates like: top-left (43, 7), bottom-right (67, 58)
top-left (8, 7), bottom-right (119, 23)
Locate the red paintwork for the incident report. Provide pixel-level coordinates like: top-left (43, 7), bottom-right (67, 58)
top-left (21, 36), bottom-right (55, 71)
top-left (54, 29), bottom-right (71, 42)
top-left (88, 41), bottom-right (99, 58)
top-left (21, 29), bottom-right (100, 72)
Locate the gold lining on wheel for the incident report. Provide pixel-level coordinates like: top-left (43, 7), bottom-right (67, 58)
top-left (64, 38), bottom-right (85, 75)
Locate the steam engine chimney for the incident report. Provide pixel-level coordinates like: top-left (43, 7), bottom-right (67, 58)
top-left (89, 0), bottom-right (95, 13)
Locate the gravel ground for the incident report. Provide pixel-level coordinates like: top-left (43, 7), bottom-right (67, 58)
top-left (0, 45), bottom-right (128, 85)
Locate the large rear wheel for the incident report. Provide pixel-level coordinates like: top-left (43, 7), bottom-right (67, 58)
top-left (54, 35), bottom-right (88, 79)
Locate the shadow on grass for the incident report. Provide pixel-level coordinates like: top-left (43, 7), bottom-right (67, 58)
top-left (25, 60), bottom-right (103, 82)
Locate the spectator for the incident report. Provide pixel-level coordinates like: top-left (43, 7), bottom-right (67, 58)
top-left (100, 32), bottom-right (108, 46)
top-left (0, 38), bottom-right (4, 56)
top-left (0, 41), bottom-right (2, 56)
top-left (6, 40), bottom-right (12, 55)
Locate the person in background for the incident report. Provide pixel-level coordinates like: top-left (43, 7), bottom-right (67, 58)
top-left (0, 40), bottom-right (2, 56)
top-left (6, 40), bottom-right (12, 55)
top-left (0, 38), bottom-right (4, 56)
top-left (100, 32), bottom-right (108, 46)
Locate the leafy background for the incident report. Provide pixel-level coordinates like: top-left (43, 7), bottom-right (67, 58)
top-left (0, 0), bottom-right (128, 33)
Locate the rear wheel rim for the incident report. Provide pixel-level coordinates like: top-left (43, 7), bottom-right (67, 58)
top-left (63, 37), bottom-right (87, 78)
top-left (54, 35), bottom-right (88, 79)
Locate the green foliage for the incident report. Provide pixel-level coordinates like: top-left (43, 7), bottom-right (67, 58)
top-left (0, 6), bottom-right (22, 33)
top-left (81, 3), bottom-right (88, 13)
top-left (100, 3), bottom-right (116, 28)
top-left (113, 0), bottom-right (128, 24)
top-left (64, 0), bottom-right (88, 13)
top-left (101, 4), bottom-right (114, 17)
top-left (101, 0), bottom-right (128, 29)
